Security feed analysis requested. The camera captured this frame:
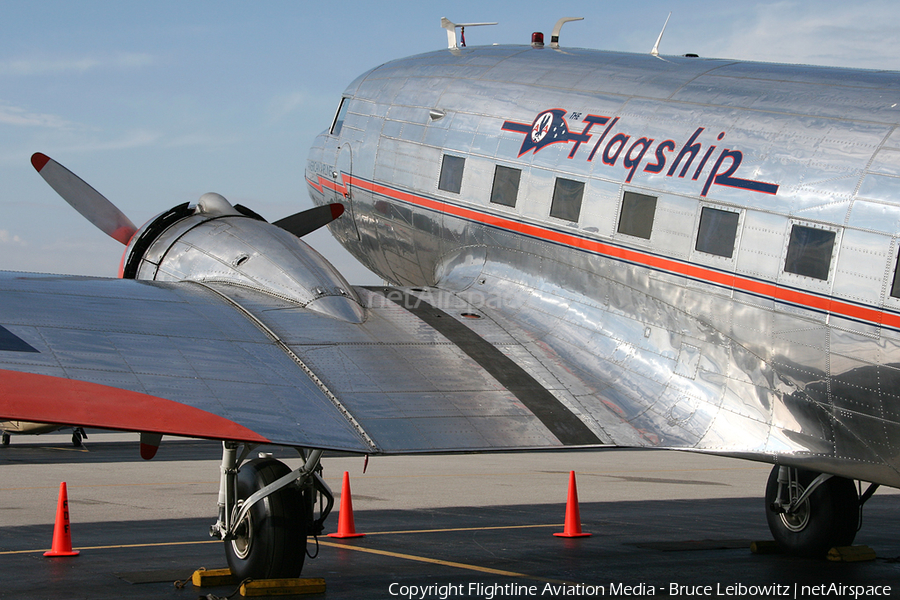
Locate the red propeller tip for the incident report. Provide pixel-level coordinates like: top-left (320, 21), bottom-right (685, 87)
top-left (331, 203), bottom-right (345, 219)
top-left (31, 153), bottom-right (50, 172)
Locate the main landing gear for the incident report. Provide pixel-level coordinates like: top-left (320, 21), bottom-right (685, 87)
top-left (209, 442), bottom-right (334, 580)
top-left (0, 427), bottom-right (87, 447)
top-left (72, 427), bottom-right (87, 447)
top-left (764, 465), bottom-right (879, 556)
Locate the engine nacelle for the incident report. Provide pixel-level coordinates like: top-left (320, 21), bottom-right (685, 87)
top-left (120, 193), bottom-right (365, 323)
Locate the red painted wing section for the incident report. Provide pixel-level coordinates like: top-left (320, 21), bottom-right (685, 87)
top-left (0, 369), bottom-right (270, 443)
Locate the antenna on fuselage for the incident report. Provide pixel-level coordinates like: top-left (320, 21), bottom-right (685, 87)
top-left (650, 12), bottom-right (672, 57)
top-left (550, 17), bottom-right (583, 49)
top-left (441, 17), bottom-right (498, 50)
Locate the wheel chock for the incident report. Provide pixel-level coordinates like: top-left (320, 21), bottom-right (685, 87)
top-left (827, 545), bottom-right (876, 562)
top-left (191, 569), bottom-right (326, 596)
top-left (240, 578), bottom-right (326, 596)
top-left (192, 567), bottom-right (237, 587)
top-left (749, 540), bottom-right (782, 554)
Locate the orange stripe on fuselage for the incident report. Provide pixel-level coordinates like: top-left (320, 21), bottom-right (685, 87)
top-left (308, 174), bottom-right (897, 331)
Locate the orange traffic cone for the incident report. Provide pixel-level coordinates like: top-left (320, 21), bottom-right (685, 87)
top-left (44, 482), bottom-right (80, 556)
top-left (327, 471), bottom-right (364, 538)
top-left (554, 470), bottom-right (591, 538)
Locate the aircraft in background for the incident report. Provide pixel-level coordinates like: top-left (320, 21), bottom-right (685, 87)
top-left (2, 17), bottom-right (900, 579)
top-left (0, 422), bottom-right (87, 447)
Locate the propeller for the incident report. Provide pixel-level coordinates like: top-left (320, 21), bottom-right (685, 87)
top-left (273, 203), bottom-right (344, 238)
top-left (31, 152), bottom-right (346, 243)
top-left (31, 152), bottom-right (138, 245)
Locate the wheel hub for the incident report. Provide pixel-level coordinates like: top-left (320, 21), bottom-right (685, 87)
top-left (230, 503), bottom-right (253, 559)
top-left (779, 482), bottom-right (810, 532)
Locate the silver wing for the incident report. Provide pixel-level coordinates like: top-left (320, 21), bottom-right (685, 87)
top-left (0, 272), bottom-right (613, 454)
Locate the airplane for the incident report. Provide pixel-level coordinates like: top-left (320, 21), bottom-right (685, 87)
top-left (0, 422), bottom-right (88, 447)
top-left (2, 15), bottom-right (899, 580)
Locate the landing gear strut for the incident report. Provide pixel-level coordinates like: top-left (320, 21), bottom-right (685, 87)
top-left (210, 443), bottom-right (334, 580)
top-left (765, 465), bottom-right (859, 556)
top-left (72, 427), bottom-right (87, 447)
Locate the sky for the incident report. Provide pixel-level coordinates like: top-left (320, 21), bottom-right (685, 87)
top-left (1, 0), bottom-right (899, 284)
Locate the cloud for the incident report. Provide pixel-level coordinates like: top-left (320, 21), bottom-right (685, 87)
top-left (0, 104), bottom-right (72, 128)
top-left (709, 1), bottom-right (900, 68)
top-left (0, 130), bottom-right (162, 166)
top-left (59, 129), bottom-right (163, 153)
top-left (0, 230), bottom-right (25, 245)
top-left (164, 131), bottom-right (239, 149)
top-left (267, 91), bottom-right (312, 122)
top-left (45, 129), bottom-right (239, 157)
top-left (91, 129), bottom-right (162, 150)
top-left (0, 53), bottom-right (155, 76)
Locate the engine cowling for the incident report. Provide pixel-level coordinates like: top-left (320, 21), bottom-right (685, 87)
top-left (120, 193), bottom-right (365, 323)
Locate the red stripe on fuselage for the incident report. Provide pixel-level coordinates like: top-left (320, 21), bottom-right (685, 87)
top-left (307, 174), bottom-right (900, 331)
top-left (0, 369), bottom-right (271, 443)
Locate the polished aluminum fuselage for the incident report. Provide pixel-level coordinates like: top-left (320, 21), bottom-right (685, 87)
top-left (307, 46), bottom-right (900, 486)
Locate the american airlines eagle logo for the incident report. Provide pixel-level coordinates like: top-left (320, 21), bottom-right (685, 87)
top-left (512, 109), bottom-right (591, 155)
top-left (502, 109), bottom-right (779, 198)
top-left (531, 112), bottom-right (553, 142)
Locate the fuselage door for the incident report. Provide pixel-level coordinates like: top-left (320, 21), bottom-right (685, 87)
top-left (329, 97), bottom-right (361, 241)
top-left (334, 142), bottom-right (360, 241)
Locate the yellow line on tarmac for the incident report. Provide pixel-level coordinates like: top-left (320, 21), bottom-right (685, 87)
top-left (35, 446), bottom-right (90, 453)
top-left (1, 519), bottom-right (569, 584)
top-left (0, 481), bottom-right (216, 492)
top-left (0, 540), bottom-right (218, 555)
top-left (363, 523), bottom-right (562, 535)
top-left (317, 540), bottom-right (571, 585)
top-left (0, 522), bottom-right (564, 554)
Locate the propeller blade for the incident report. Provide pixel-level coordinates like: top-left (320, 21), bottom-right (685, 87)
top-left (31, 152), bottom-right (138, 245)
top-left (273, 203), bottom-right (345, 238)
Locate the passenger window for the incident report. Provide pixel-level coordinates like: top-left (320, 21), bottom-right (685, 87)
top-left (891, 252), bottom-right (900, 298)
top-left (696, 207), bottom-right (740, 258)
top-left (490, 165), bottom-right (521, 208)
top-left (331, 98), bottom-right (349, 136)
top-left (617, 191), bottom-right (657, 239)
top-left (549, 178), bottom-right (584, 222)
top-left (784, 224), bottom-right (836, 280)
top-left (438, 154), bottom-right (465, 194)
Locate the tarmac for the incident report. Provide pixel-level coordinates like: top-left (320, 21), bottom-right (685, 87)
top-left (1, 430), bottom-right (898, 599)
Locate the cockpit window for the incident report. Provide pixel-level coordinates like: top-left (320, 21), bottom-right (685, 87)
top-left (331, 98), bottom-right (349, 136)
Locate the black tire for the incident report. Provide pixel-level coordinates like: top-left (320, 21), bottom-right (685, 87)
top-left (224, 458), bottom-right (310, 580)
top-left (765, 465), bottom-right (859, 556)
top-left (1, 433), bottom-right (9, 446)
top-left (72, 430), bottom-right (82, 447)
